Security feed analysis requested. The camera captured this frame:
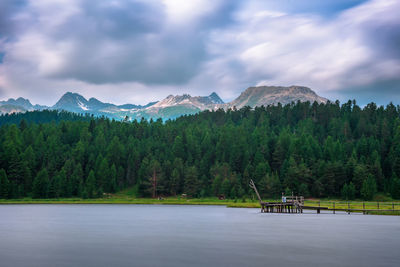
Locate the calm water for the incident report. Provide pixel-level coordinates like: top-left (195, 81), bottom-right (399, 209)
top-left (0, 205), bottom-right (399, 267)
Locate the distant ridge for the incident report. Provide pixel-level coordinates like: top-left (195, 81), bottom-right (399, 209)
top-left (0, 97), bottom-right (47, 111)
top-left (50, 92), bottom-right (158, 119)
top-left (0, 85), bottom-right (328, 119)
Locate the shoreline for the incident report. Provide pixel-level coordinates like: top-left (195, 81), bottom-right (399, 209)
top-left (1, 198), bottom-right (400, 215)
top-left (0, 198), bottom-right (259, 208)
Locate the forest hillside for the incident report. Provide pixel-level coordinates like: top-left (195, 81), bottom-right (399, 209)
top-left (1, 100), bottom-right (400, 200)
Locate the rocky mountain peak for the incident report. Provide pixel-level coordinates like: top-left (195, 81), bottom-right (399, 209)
top-left (0, 85), bottom-right (328, 120)
top-left (53, 92), bottom-right (89, 111)
top-left (228, 85), bottom-right (327, 109)
top-left (208, 92), bottom-right (224, 104)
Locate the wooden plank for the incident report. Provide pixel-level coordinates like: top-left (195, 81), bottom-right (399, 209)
top-left (302, 206), bottom-right (328, 210)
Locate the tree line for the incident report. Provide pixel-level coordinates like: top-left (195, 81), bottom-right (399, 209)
top-left (1, 100), bottom-right (400, 200)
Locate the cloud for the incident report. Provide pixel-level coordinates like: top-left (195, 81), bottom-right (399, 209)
top-left (2, 0), bottom-right (238, 86)
top-left (0, 0), bottom-right (399, 105)
top-left (0, 0), bottom-right (27, 38)
top-left (197, 0), bottom-right (400, 102)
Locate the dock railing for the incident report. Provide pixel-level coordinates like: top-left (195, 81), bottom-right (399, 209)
top-left (258, 199), bottom-right (400, 214)
top-left (304, 200), bottom-right (400, 214)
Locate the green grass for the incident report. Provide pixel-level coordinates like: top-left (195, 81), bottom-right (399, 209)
top-left (0, 196), bottom-right (259, 207)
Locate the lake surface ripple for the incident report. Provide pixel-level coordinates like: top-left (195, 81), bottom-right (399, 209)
top-left (0, 205), bottom-right (399, 267)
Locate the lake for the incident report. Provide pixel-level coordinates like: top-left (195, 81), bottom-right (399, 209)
top-left (0, 205), bottom-right (399, 267)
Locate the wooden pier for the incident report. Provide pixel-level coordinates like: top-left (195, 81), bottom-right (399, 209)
top-left (249, 179), bottom-right (400, 214)
top-left (250, 179), bottom-right (310, 213)
top-left (260, 200), bottom-right (399, 214)
top-left (260, 202), bottom-right (329, 214)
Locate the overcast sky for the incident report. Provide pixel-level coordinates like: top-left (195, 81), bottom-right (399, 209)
top-left (0, 0), bottom-right (399, 106)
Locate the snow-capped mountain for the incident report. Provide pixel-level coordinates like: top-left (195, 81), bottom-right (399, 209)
top-left (53, 92), bottom-right (92, 112)
top-left (0, 86), bottom-right (328, 120)
top-left (150, 92), bottom-right (223, 109)
top-left (131, 92), bottom-right (224, 120)
top-left (49, 92), bottom-right (158, 119)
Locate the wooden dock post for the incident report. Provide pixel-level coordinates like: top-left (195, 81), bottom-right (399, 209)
top-left (333, 202), bottom-right (335, 214)
top-left (249, 181), bottom-right (308, 214)
top-left (377, 202), bottom-right (379, 210)
top-left (249, 179), bottom-right (264, 213)
top-left (363, 202), bottom-right (365, 215)
top-left (393, 202), bottom-right (395, 211)
top-left (347, 202), bottom-right (350, 214)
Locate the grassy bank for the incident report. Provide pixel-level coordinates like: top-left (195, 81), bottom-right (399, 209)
top-left (0, 197), bottom-right (260, 207)
top-left (1, 197), bottom-right (400, 213)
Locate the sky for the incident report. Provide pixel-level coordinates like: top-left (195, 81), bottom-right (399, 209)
top-left (0, 0), bottom-right (399, 106)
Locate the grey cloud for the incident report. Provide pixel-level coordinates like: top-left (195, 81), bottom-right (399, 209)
top-left (195, 0), bottom-right (239, 29)
top-left (361, 21), bottom-right (400, 59)
top-left (0, 0), bottom-right (26, 38)
top-left (202, 0), bottom-right (400, 100)
top-left (6, 0), bottom-right (239, 85)
top-left (60, 1), bottom-right (165, 40)
top-left (49, 32), bottom-right (207, 84)
top-left (340, 0), bottom-right (400, 61)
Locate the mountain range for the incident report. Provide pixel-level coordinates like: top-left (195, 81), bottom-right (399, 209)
top-left (0, 85), bottom-right (327, 120)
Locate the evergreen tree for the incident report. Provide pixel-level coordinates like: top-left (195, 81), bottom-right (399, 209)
top-left (32, 169), bottom-right (49, 198)
top-left (361, 175), bottom-right (377, 200)
top-left (184, 166), bottom-right (199, 197)
top-left (267, 173), bottom-right (282, 199)
top-left (348, 182), bottom-right (356, 200)
top-left (58, 169), bottom-right (69, 197)
top-left (353, 164), bottom-right (368, 196)
top-left (86, 170), bottom-right (96, 198)
top-left (97, 158), bottom-right (110, 192)
top-left (221, 178), bottom-right (231, 197)
top-left (170, 168), bottom-right (180, 196)
top-left (172, 136), bottom-right (185, 159)
top-left (341, 183), bottom-right (355, 200)
top-left (2, 101), bottom-right (400, 199)
top-left (71, 163), bottom-right (84, 196)
top-left (390, 175), bottom-right (400, 199)
top-left (298, 183), bottom-right (309, 198)
top-left (0, 169), bottom-right (9, 199)
top-left (211, 175), bottom-right (222, 196)
top-left (110, 164), bottom-right (118, 193)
